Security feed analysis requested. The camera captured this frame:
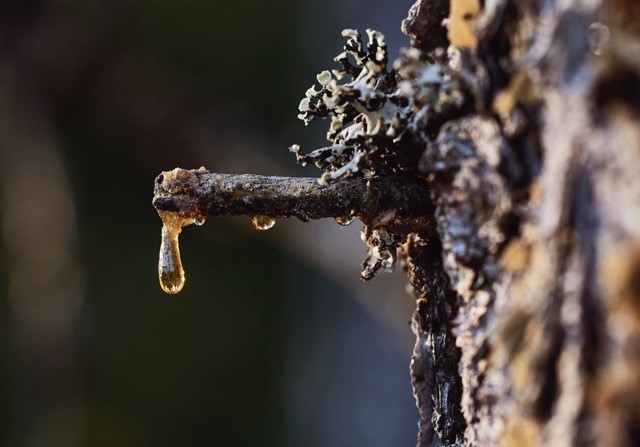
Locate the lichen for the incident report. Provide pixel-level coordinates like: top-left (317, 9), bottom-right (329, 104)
top-left (291, 29), bottom-right (467, 279)
top-left (360, 226), bottom-right (402, 280)
top-left (292, 30), bottom-right (465, 185)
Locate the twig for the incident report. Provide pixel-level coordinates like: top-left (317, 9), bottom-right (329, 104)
top-left (153, 168), bottom-right (434, 234)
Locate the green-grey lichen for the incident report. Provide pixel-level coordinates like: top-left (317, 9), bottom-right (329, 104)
top-left (291, 30), bottom-right (466, 185)
top-left (290, 29), bottom-right (408, 186)
top-left (360, 226), bottom-right (402, 280)
top-left (291, 29), bottom-right (468, 279)
top-left (395, 47), bottom-right (466, 137)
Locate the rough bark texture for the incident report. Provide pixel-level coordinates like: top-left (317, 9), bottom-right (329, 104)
top-left (404, 234), bottom-right (466, 445)
top-left (403, 0), bottom-right (640, 446)
top-left (402, 0), bottom-right (450, 53)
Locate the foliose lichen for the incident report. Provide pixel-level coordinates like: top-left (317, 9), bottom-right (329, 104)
top-left (290, 29), bottom-right (467, 279)
top-left (291, 29), bottom-right (465, 185)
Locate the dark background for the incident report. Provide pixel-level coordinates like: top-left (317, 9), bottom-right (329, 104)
top-left (0, 0), bottom-right (419, 445)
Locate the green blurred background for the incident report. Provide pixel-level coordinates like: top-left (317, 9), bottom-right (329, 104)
top-left (0, 0), bottom-right (419, 445)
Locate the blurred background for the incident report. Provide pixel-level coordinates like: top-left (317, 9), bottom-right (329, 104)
top-left (0, 0), bottom-right (420, 445)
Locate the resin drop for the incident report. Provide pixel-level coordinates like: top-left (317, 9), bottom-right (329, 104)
top-left (252, 215), bottom-right (276, 230)
top-left (157, 211), bottom-right (193, 295)
top-left (587, 22), bottom-right (609, 55)
top-left (334, 211), bottom-right (355, 226)
top-left (194, 215), bottom-right (206, 226)
top-left (158, 225), bottom-right (185, 294)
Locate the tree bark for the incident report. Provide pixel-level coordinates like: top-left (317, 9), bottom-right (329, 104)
top-left (403, 0), bottom-right (640, 445)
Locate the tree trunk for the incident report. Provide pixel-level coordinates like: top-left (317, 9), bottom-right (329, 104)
top-left (404, 0), bottom-right (640, 445)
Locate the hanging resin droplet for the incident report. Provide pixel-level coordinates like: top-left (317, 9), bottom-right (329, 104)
top-left (157, 210), bottom-right (193, 295)
top-left (158, 225), bottom-right (185, 294)
top-left (194, 215), bottom-right (206, 226)
top-left (251, 215), bottom-right (276, 231)
top-left (334, 211), bottom-right (355, 226)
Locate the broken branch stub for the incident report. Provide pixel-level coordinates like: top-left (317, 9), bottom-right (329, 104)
top-left (153, 167), bottom-right (434, 235)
